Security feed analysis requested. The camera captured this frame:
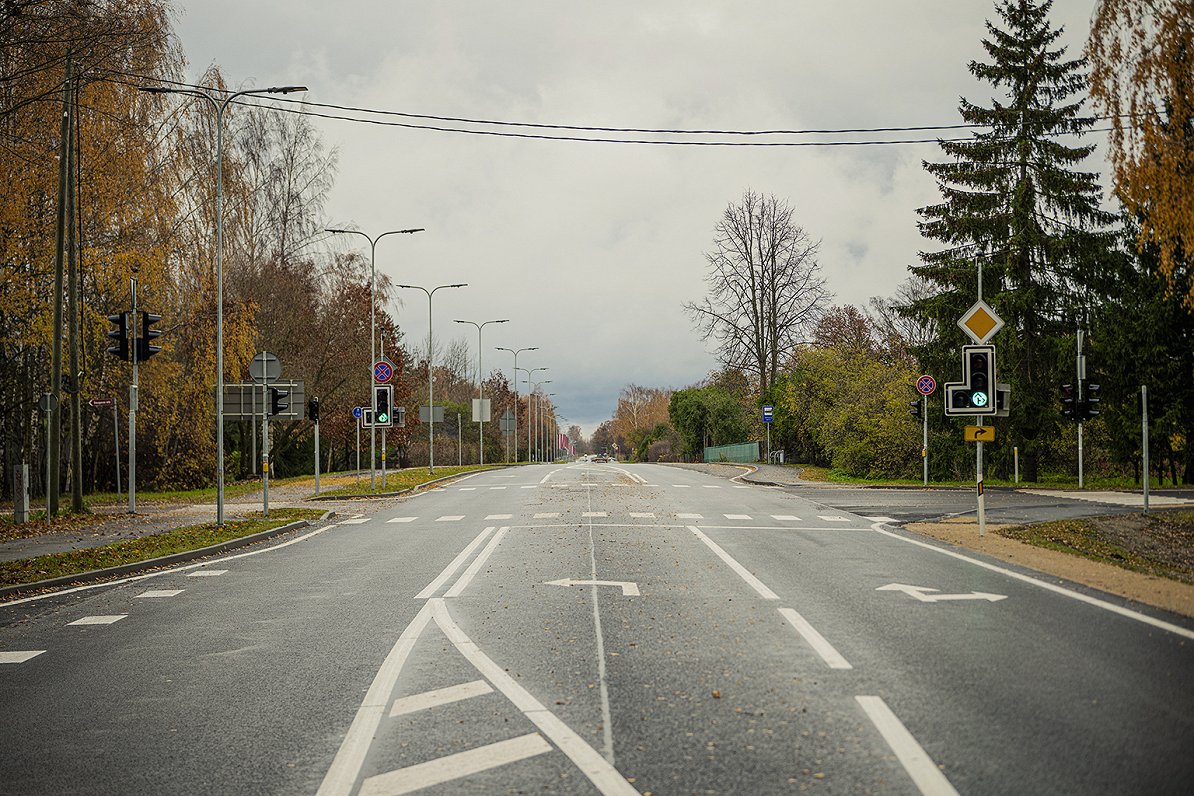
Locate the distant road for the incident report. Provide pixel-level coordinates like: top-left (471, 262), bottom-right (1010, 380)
top-left (2, 462), bottom-right (1191, 794)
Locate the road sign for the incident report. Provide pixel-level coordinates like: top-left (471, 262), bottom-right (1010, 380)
top-left (248, 352), bottom-right (281, 383)
top-left (39, 393), bottom-right (59, 412)
top-left (472, 398), bottom-right (491, 422)
top-left (957, 300), bottom-right (1004, 344)
top-left (916, 375), bottom-right (936, 395)
top-left (373, 357), bottom-right (394, 384)
top-left (352, 406), bottom-right (363, 419)
top-left (419, 405), bottom-right (445, 423)
top-left (361, 407), bottom-right (405, 428)
top-left (222, 382), bottom-right (304, 419)
top-left (762, 405), bottom-right (774, 423)
top-left (964, 425), bottom-right (996, 442)
top-left (89, 398), bottom-right (115, 408)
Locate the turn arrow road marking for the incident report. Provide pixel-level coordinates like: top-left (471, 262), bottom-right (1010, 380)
top-left (877, 583), bottom-right (1007, 603)
top-left (544, 578), bottom-right (640, 596)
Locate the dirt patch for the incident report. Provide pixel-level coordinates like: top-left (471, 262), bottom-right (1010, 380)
top-left (905, 519), bottom-right (1194, 619)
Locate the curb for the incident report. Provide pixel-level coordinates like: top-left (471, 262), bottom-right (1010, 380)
top-left (0, 511), bottom-right (334, 601)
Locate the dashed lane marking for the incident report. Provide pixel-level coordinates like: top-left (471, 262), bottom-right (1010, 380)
top-left (390, 679), bottom-right (494, 717)
top-left (702, 485), bottom-right (722, 489)
top-left (687, 526), bottom-right (779, 600)
top-left (856, 696), bottom-right (960, 796)
top-left (186, 569), bottom-right (228, 577)
top-left (534, 512), bottom-right (560, 519)
top-left (628, 512), bottom-right (655, 519)
top-left (582, 511), bottom-right (608, 518)
top-left (459, 487), bottom-right (477, 491)
top-left (387, 517), bottom-right (417, 523)
top-left (359, 733), bottom-right (552, 796)
top-left (677, 513), bottom-right (703, 520)
top-left (0, 651), bottom-right (45, 664)
top-left (135, 589), bottom-right (183, 598)
top-left (778, 608), bottom-right (852, 669)
top-left (672, 484), bottom-right (691, 488)
top-left (436, 515), bottom-right (465, 522)
top-left (485, 514), bottom-right (513, 520)
top-left (724, 514), bottom-right (752, 520)
top-left (818, 515), bottom-right (850, 522)
top-left (865, 516), bottom-right (897, 523)
top-left (520, 485), bottom-right (536, 489)
top-left (341, 518), bottom-right (370, 525)
top-left (772, 515), bottom-right (802, 521)
top-left (68, 615), bottom-right (128, 626)
top-left (489, 486), bottom-right (508, 490)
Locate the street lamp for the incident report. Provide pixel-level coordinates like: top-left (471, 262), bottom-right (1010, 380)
top-left (521, 377), bottom-right (551, 462)
top-left (518, 368), bottom-right (549, 462)
top-left (496, 346), bottom-right (537, 462)
top-left (454, 319), bottom-right (508, 465)
top-left (326, 226), bottom-right (424, 489)
top-left (397, 283), bottom-right (467, 473)
top-left (545, 393), bottom-right (557, 462)
top-left (139, 82), bottom-right (306, 527)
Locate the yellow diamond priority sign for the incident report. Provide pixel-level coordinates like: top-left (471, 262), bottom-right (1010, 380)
top-left (958, 299), bottom-right (1004, 344)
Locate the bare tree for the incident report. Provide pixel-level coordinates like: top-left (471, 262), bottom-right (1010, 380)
top-left (867, 275), bottom-right (939, 355)
top-left (685, 190), bottom-right (830, 398)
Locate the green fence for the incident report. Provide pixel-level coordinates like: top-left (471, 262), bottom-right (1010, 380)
top-left (703, 441), bottom-right (760, 463)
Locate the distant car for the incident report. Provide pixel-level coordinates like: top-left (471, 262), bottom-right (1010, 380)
top-left (594, 455), bottom-right (610, 463)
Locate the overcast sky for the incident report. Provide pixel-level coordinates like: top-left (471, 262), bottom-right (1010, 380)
top-left (171, 0), bottom-right (1102, 435)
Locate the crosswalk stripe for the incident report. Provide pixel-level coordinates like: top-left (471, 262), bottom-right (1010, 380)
top-left (436, 515), bottom-right (465, 522)
top-left (629, 512), bottom-right (655, 518)
top-left (387, 517), bottom-right (417, 523)
top-left (534, 512), bottom-right (560, 519)
top-left (819, 515), bottom-right (850, 522)
top-left (677, 513), bottom-right (703, 519)
top-left (68, 615), bottom-right (127, 626)
top-left (135, 589), bottom-right (183, 598)
top-left (186, 569), bottom-right (228, 577)
top-left (358, 733), bottom-right (552, 796)
top-left (771, 515), bottom-right (801, 521)
top-left (341, 518), bottom-right (370, 525)
top-left (485, 514), bottom-right (513, 520)
top-left (582, 511), bottom-right (608, 517)
top-left (724, 514), bottom-right (752, 520)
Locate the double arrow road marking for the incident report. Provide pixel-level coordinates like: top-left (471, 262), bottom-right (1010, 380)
top-left (877, 583), bottom-right (1007, 603)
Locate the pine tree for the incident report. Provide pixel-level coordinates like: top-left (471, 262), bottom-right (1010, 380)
top-left (906, 0), bottom-right (1116, 482)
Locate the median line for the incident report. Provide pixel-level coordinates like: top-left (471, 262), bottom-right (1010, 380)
top-left (856, 696), bottom-right (960, 796)
top-left (778, 608), bottom-right (852, 669)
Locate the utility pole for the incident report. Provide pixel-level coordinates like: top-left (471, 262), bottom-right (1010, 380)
top-left (67, 70), bottom-right (82, 513)
top-left (48, 55), bottom-right (73, 517)
top-left (1077, 325), bottom-right (1086, 489)
top-left (128, 273), bottom-right (139, 514)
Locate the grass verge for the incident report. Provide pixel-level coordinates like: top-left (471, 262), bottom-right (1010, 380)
top-left (998, 511), bottom-right (1194, 584)
top-left (0, 507), bottom-right (325, 590)
top-left (317, 464), bottom-right (508, 497)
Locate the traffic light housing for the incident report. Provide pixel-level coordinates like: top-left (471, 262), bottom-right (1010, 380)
top-left (308, 398), bottom-right (320, 423)
top-left (269, 386), bottom-right (290, 417)
top-left (137, 311), bottom-right (162, 362)
top-left (1061, 383), bottom-right (1076, 421)
top-left (910, 397), bottom-right (923, 419)
top-left (107, 312), bottom-right (129, 361)
top-left (373, 384), bottom-right (393, 427)
top-left (944, 345), bottom-right (997, 416)
top-left (1080, 382), bottom-right (1100, 421)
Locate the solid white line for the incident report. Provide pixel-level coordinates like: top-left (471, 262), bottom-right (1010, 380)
top-left (414, 527), bottom-right (496, 600)
top-left (430, 600), bottom-right (638, 795)
top-left (856, 696), bottom-right (960, 796)
top-left (0, 651), bottom-right (45, 664)
top-left (315, 601), bottom-right (435, 796)
top-left (870, 523), bottom-right (1194, 641)
top-left (389, 679), bottom-right (494, 716)
top-left (444, 527), bottom-right (509, 598)
top-left (68, 615), bottom-right (127, 626)
top-left (539, 470), bottom-right (555, 484)
top-left (359, 733), bottom-right (551, 796)
top-left (687, 526), bottom-right (779, 600)
top-left (778, 608), bottom-right (852, 669)
top-left (585, 490), bottom-right (616, 765)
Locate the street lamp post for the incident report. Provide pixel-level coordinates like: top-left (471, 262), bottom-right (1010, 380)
top-left (326, 227), bottom-right (424, 489)
top-left (522, 377), bottom-right (551, 462)
top-left (454, 318), bottom-right (508, 465)
top-left (545, 393), bottom-right (557, 462)
top-left (496, 347), bottom-right (537, 462)
top-left (139, 82), bottom-right (306, 527)
top-left (518, 369), bottom-right (549, 461)
top-left (397, 283), bottom-right (467, 473)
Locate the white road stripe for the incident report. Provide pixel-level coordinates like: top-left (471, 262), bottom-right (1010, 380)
top-left (414, 527), bottom-right (496, 600)
top-left (677, 513), bottom-right (703, 520)
top-left (582, 511), bottom-right (608, 518)
top-left (444, 527), bottom-right (509, 598)
top-left (68, 615), bottom-right (127, 626)
top-left (818, 515), bottom-right (850, 522)
top-left (341, 518), bottom-right (370, 525)
top-left (628, 512), bottom-right (655, 518)
top-left (772, 515), bottom-right (801, 521)
top-left (186, 569), bottom-right (228, 577)
top-left (459, 487), bottom-right (477, 491)
top-left (687, 526), bottom-right (779, 600)
top-left (724, 514), bottom-right (752, 520)
top-left (389, 679), bottom-right (493, 716)
top-left (672, 484), bottom-right (691, 488)
top-left (778, 608), bottom-right (852, 669)
top-left (359, 733), bottom-right (551, 796)
top-left (702, 485), bottom-right (722, 489)
top-left (430, 600), bottom-right (638, 795)
top-left (485, 514), bottom-right (513, 520)
top-left (856, 696), bottom-right (960, 796)
top-left (865, 516), bottom-right (897, 523)
top-left (386, 517), bottom-right (417, 523)
top-left (135, 589), bottom-right (183, 598)
top-left (534, 512), bottom-right (560, 519)
top-left (435, 515), bottom-right (465, 522)
top-left (0, 651), bottom-right (45, 664)
top-left (521, 485), bottom-right (537, 489)
top-left (489, 486), bottom-right (507, 490)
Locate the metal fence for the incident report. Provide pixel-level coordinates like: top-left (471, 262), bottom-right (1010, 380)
top-left (703, 441), bottom-right (760, 463)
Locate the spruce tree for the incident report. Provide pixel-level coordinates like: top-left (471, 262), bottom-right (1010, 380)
top-left (907, 0), bottom-right (1116, 482)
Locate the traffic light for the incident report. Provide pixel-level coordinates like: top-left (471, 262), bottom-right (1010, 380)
top-left (909, 397), bottom-right (923, 419)
top-left (107, 312), bottom-right (129, 361)
top-left (269, 386), bottom-right (290, 417)
top-left (1080, 382), bottom-right (1101, 421)
top-left (1060, 383), bottom-right (1076, 421)
top-left (373, 384), bottom-right (393, 427)
top-left (137, 311), bottom-right (162, 362)
top-left (308, 398), bottom-right (320, 423)
top-left (944, 345), bottom-right (997, 416)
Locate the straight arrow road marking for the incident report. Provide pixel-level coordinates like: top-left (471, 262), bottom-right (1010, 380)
top-left (545, 578), bottom-right (640, 597)
top-left (877, 583), bottom-right (1007, 603)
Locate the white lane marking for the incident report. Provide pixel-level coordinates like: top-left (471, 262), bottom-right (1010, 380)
top-left (539, 470), bottom-right (555, 484)
top-left (315, 602), bottom-right (435, 796)
top-left (485, 514), bottom-right (513, 520)
top-left (856, 696), bottom-right (960, 796)
top-left (672, 484), bottom-right (691, 488)
top-left (871, 523), bottom-right (1194, 640)
top-left (387, 517), bottom-right (417, 523)
top-left (778, 608), bottom-right (852, 669)
top-left (414, 527), bottom-right (496, 600)
top-left (68, 615), bottom-right (128, 626)
top-left (772, 515), bottom-right (801, 521)
top-left (489, 486), bottom-right (507, 490)
top-left (877, 583), bottom-right (1007, 603)
top-left (496, 475), bottom-right (517, 478)
top-left (341, 518), bottom-right (370, 525)
top-left (1020, 489), bottom-right (1194, 507)
top-left (459, 487), bottom-right (477, 491)
top-left (435, 515), bottom-right (465, 522)
top-left (444, 527), bottom-right (509, 598)
top-left (359, 733), bottom-right (551, 796)
top-left (865, 516), bottom-right (897, 523)
top-left (702, 485), bottom-right (722, 489)
top-left (135, 589), bottom-right (183, 598)
top-left (687, 526), bottom-right (779, 600)
top-left (544, 578), bottom-right (641, 597)
top-left (628, 512), bottom-right (655, 518)
top-left (534, 512), bottom-right (560, 519)
top-left (585, 488), bottom-right (616, 765)
top-left (677, 513), bottom-right (703, 520)
top-left (724, 514), bottom-right (752, 520)
top-left (733, 485), bottom-right (750, 489)
top-left (520, 485), bottom-right (537, 489)
top-left (818, 515), bottom-right (850, 522)
top-left (430, 600), bottom-right (638, 795)
top-left (0, 651), bottom-right (45, 664)
top-left (389, 679), bottom-right (493, 717)
top-left (186, 569), bottom-right (228, 577)
top-left (582, 511), bottom-right (608, 518)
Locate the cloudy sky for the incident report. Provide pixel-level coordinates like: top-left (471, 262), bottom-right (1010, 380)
top-left (171, 0), bottom-right (1103, 434)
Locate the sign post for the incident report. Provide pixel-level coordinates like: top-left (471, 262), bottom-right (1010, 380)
top-left (762, 405), bottom-right (774, 463)
top-left (916, 376), bottom-right (936, 486)
top-left (90, 398), bottom-right (120, 497)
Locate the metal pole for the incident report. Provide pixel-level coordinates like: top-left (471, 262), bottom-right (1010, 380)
top-left (112, 400), bottom-right (121, 498)
top-left (369, 237), bottom-right (377, 490)
top-left (1014, 446), bottom-right (1019, 484)
top-left (1077, 327), bottom-right (1085, 489)
top-left (977, 416), bottom-right (986, 537)
top-left (355, 414), bottom-right (360, 484)
top-left (215, 97), bottom-right (226, 527)
top-left (129, 276), bottom-right (138, 514)
top-left (314, 408), bottom-right (320, 496)
top-left (1142, 385), bottom-right (1150, 515)
top-left (428, 290), bottom-right (434, 473)
top-left (458, 413), bottom-right (462, 466)
top-left (261, 354), bottom-right (269, 518)
top-left (922, 397), bottom-right (928, 486)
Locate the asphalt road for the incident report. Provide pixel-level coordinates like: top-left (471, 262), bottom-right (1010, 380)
top-left (2, 462), bottom-right (1192, 795)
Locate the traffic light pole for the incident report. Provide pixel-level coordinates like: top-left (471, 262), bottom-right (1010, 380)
top-left (129, 275), bottom-right (138, 514)
top-left (261, 363), bottom-right (270, 519)
top-left (314, 402), bottom-right (321, 497)
top-left (922, 398), bottom-right (928, 487)
top-left (1077, 327), bottom-right (1085, 489)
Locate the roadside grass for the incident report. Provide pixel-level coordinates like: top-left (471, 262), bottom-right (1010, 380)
top-left (0, 507), bottom-right (325, 590)
top-left (998, 511), bottom-right (1194, 584)
top-left (317, 464), bottom-right (509, 497)
top-left (786, 463), bottom-right (1161, 490)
